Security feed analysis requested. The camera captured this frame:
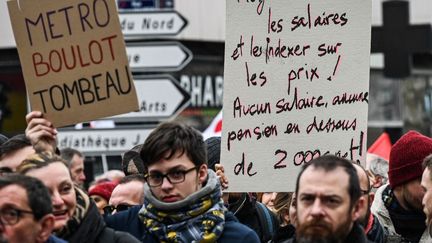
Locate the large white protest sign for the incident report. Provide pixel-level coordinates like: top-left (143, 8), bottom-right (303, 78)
top-left (221, 0), bottom-right (372, 192)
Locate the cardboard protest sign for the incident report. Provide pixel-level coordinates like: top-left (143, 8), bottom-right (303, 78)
top-left (8, 0), bottom-right (139, 127)
top-left (221, 0), bottom-right (372, 192)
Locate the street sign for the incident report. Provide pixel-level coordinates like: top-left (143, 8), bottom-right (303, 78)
top-left (57, 127), bottom-right (153, 154)
top-left (119, 10), bottom-right (188, 39)
top-left (127, 41), bottom-right (192, 72)
top-left (110, 75), bottom-right (190, 121)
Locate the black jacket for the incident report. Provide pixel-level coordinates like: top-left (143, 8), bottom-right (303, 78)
top-left (366, 214), bottom-right (387, 243)
top-left (62, 201), bottom-right (140, 243)
top-left (272, 224), bottom-right (295, 243)
top-left (228, 193), bottom-right (279, 242)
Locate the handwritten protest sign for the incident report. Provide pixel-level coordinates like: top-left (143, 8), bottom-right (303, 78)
top-left (8, 0), bottom-right (138, 127)
top-left (221, 0), bottom-right (372, 192)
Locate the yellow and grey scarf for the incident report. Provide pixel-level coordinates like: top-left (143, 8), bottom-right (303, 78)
top-left (139, 170), bottom-right (227, 243)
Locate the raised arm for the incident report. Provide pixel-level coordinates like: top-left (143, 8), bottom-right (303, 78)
top-left (25, 111), bottom-right (57, 153)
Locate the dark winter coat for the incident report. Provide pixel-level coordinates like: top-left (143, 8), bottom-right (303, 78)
top-left (62, 201), bottom-right (140, 243)
top-left (271, 224), bottom-right (295, 243)
top-left (228, 193), bottom-right (279, 242)
top-left (105, 205), bottom-right (260, 242)
top-left (366, 214), bottom-right (387, 243)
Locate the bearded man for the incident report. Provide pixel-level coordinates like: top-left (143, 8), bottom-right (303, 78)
top-left (371, 131), bottom-right (432, 242)
top-left (282, 155), bottom-right (370, 243)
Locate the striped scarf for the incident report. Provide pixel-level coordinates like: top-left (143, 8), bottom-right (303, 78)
top-left (139, 170), bottom-right (227, 243)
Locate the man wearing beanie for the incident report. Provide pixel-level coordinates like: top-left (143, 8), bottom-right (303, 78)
top-left (371, 130), bottom-right (432, 242)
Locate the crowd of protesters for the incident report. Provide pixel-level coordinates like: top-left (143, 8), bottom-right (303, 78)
top-left (0, 110), bottom-right (431, 243)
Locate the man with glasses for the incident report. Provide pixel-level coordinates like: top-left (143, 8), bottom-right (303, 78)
top-left (105, 121), bottom-right (260, 242)
top-left (104, 175), bottom-right (146, 215)
top-left (0, 174), bottom-right (65, 243)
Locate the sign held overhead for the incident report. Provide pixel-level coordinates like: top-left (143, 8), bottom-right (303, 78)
top-left (221, 0), bottom-right (372, 192)
top-left (119, 10), bottom-right (188, 38)
top-left (7, 0), bottom-right (139, 127)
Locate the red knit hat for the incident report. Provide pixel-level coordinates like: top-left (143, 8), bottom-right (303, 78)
top-left (89, 181), bottom-right (117, 202)
top-left (389, 130), bottom-right (432, 188)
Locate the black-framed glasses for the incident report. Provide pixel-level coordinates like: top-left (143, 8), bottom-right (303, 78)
top-left (145, 167), bottom-right (196, 187)
top-left (0, 207), bottom-right (34, 225)
top-left (103, 204), bottom-right (132, 215)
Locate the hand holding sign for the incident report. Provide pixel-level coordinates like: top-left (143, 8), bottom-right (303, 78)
top-left (8, 0), bottom-right (138, 127)
top-left (222, 0), bottom-right (372, 192)
top-left (25, 111), bottom-right (57, 153)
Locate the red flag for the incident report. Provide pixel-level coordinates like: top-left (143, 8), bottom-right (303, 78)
top-left (367, 132), bottom-right (392, 161)
top-left (202, 111), bottom-right (222, 139)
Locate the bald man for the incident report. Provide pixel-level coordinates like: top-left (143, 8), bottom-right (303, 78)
top-left (353, 163), bottom-right (386, 243)
top-left (105, 175), bottom-right (145, 215)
